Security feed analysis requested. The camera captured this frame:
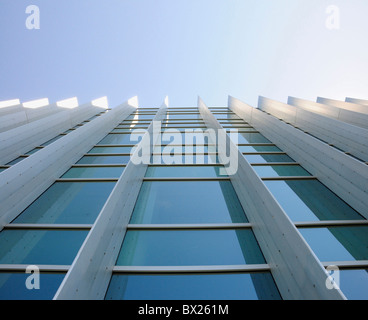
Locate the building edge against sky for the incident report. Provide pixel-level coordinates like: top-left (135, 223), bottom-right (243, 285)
top-left (0, 93), bottom-right (367, 300)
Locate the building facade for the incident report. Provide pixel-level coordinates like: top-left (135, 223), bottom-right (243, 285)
top-left (0, 94), bottom-right (367, 300)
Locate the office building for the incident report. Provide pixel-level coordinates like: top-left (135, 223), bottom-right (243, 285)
top-left (0, 94), bottom-right (367, 300)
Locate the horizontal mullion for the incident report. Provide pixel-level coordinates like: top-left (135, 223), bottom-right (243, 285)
top-left (71, 164), bottom-right (126, 168)
top-left (84, 153), bottom-right (131, 156)
top-left (250, 162), bottom-right (300, 166)
top-left (142, 177), bottom-right (230, 181)
top-left (56, 178), bottom-right (119, 182)
top-left (242, 152), bottom-right (286, 155)
top-left (295, 220), bottom-right (368, 228)
top-left (127, 223), bottom-right (252, 230)
top-left (261, 176), bottom-right (317, 181)
top-left (147, 163), bottom-right (223, 167)
top-left (322, 260), bottom-right (368, 269)
top-left (4, 224), bottom-right (93, 230)
top-left (112, 264), bottom-right (271, 274)
top-left (0, 264), bottom-right (70, 273)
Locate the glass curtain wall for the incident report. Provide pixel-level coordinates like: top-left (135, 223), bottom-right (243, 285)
top-left (0, 108), bottom-right (156, 300)
top-left (213, 107), bottom-right (368, 300)
top-left (105, 107), bottom-right (282, 300)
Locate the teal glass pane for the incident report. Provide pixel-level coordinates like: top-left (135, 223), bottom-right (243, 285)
top-left (264, 180), bottom-right (364, 221)
top-left (13, 182), bottom-right (115, 224)
top-left (62, 166), bottom-right (124, 178)
top-left (238, 145), bottom-right (281, 152)
top-left (244, 154), bottom-right (295, 163)
top-left (111, 128), bottom-right (145, 133)
top-left (25, 148), bottom-right (41, 155)
top-left (253, 165), bottom-right (311, 177)
top-left (126, 114), bottom-right (155, 120)
top-left (299, 226), bottom-right (368, 262)
top-left (6, 156), bottom-right (27, 166)
top-left (154, 145), bottom-right (212, 153)
top-left (0, 272), bottom-right (65, 300)
top-left (0, 230), bottom-right (88, 265)
top-left (164, 114), bottom-right (201, 120)
top-left (339, 269), bottom-right (368, 300)
top-left (89, 146), bottom-right (134, 154)
top-left (41, 135), bottom-right (63, 146)
top-left (145, 165), bottom-right (227, 178)
top-left (229, 132), bottom-right (271, 144)
top-left (98, 133), bottom-right (143, 145)
top-left (213, 114), bottom-right (241, 120)
top-left (116, 229), bottom-right (264, 266)
top-left (77, 155), bottom-right (130, 164)
top-left (0, 168), bottom-right (5, 173)
top-left (130, 181), bottom-right (245, 224)
top-left (105, 272), bottom-right (281, 300)
top-left (151, 154), bottom-right (219, 165)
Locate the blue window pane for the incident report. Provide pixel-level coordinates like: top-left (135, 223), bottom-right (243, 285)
top-left (151, 154), bottom-right (219, 165)
top-left (145, 165), bottom-right (226, 178)
top-left (238, 145), bottom-right (281, 152)
top-left (6, 156), bottom-right (27, 166)
top-left (77, 155), bottom-right (130, 165)
top-left (265, 180), bottom-right (364, 221)
top-left (62, 167), bottom-right (124, 178)
top-left (0, 230), bottom-right (88, 265)
top-left (299, 226), bottom-right (368, 262)
top-left (13, 182), bottom-right (115, 224)
top-left (41, 135), bottom-right (63, 146)
top-left (130, 181), bottom-right (246, 224)
top-left (339, 269), bottom-right (368, 300)
top-left (244, 154), bottom-right (295, 163)
top-left (229, 132), bottom-right (271, 144)
top-left (105, 272), bottom-right (281, 300)
top-left (98, 133), bottom-right (143, 145)
top-left (253, 165), bottom-right (311, 177)
top-left (0, 272), bottom-right (65, 300)
top-left (116, 229), bottom-right (265, 266)
top-left (89, 146), bottom-right (134, 154)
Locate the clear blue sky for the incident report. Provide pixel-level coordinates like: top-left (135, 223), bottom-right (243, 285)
top-left (0, 0), bottom-right (367, 108)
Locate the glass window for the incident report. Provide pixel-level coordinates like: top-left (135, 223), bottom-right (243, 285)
top-left (98, 133), bottom-right (143, 145)
top-left (264, 180), bottom-right (365, 221)
top-left (62, 166), bottom-right (124, 179)
top-left (0, 272), bottom-right (65, 300)
top-left (244, 154), bottom-right (295, 163)
top-left (116, 229), bottom-right (264, 266)
top-left (111, 128), bottom-right (147, 133)
top-left (89, 146), bottom-right (134, 154)
top-left (253, 165), bottom-right (311, 178)
top-left (6, 156), bottom-right (27, 166)
top-left (229, 132), bottom-right (271, 144)
top-left (25, 148), bottom-right (41, 155)
top-left (105, 272), bottom-right (281, 300)
top-left (126, 114), bottom-right (155, 120)
top-left (213, 114), bottom-right (241, 120)
top-left (13, 182), bottom-right (115, 224)
top-left (0, 229), bottom-right (88, 265)
top-left (0, 168), bottom-right (5, 173)
top-left (145, 165), bottom-right (227, 178)
top-left (339, 269), bottom-right (368, 300)
top-left (164, 114), bottom-right (201, 120)
top-left (238, 145), bottom-right (281, 152)
top-left (77, 155), bottom-right (130, 165)
top-left (41, 135), bottom-right (63, 146)
top-left (299, 226), bottom-right (368, 262)
top-left (151, 154), bottom-right (219, 165)
top-left (130, 181), bottom-right (245, 224)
